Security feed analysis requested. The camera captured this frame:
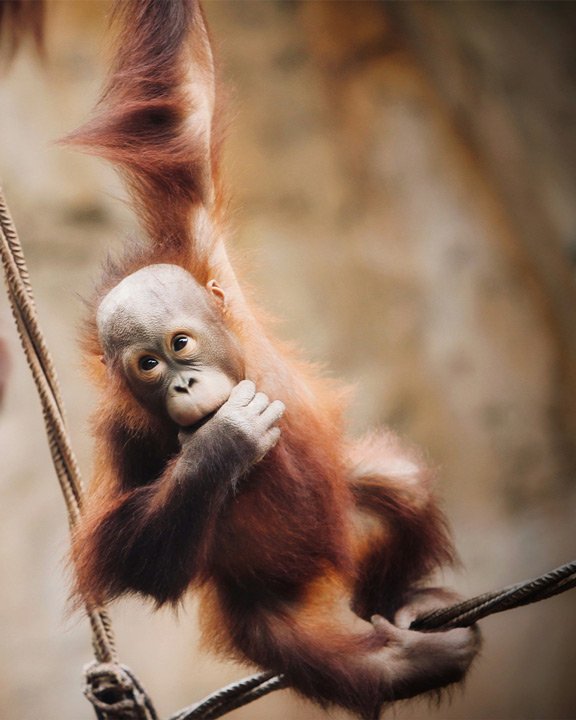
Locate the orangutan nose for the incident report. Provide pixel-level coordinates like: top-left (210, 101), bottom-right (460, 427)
top-left (173, 376), bottom-right (195, 393)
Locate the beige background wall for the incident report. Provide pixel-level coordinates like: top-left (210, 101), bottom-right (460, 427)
top-left (0, 2), bottom-right (575, 719)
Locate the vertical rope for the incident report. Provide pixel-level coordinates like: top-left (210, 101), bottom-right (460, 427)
top-left (0, 185), bottom-right (117, 662)
top-left (0, 195), bottom-right (65, 415)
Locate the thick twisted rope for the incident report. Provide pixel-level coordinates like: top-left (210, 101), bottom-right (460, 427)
top-left (411, 559), bottom-right (576, 631)
top-left (171, 672), bottom-right (282, 720)
top-left (1, 184), bottom-right (575, 719)
top-left (0, 185), bottom-right (156, 719)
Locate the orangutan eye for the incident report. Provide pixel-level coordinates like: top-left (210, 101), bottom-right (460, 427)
top-left (139, 356), bottom-right (159, 372)
top-left (172, 334), bottom-right (190, 352)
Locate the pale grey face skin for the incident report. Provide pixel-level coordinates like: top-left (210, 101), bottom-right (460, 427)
top-left (97, 264), bottom-right (244, 427)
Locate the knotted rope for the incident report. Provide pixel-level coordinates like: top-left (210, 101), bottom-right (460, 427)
top-left (1, 183), bottom-right (575, 719)
top-left (84, 663), bottom-right (159, 720)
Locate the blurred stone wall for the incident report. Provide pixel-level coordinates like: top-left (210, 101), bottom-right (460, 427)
top-left (0, 2), bottom-right (574, 719)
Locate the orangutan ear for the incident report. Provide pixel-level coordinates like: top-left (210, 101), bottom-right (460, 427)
top-left (206, 279), bottom-right (226, 309)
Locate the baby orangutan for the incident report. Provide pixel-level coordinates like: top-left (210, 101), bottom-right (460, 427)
top-left (75, 261), bottom-right (479, 717)
top-left (54, 0), bottom-right (481, 716)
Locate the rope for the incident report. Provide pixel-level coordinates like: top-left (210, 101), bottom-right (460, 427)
top-left (170, 672), bottom-right (285, 720)
top-left (0, 185), bottom-right (156, 719)
top-left (1, 184), bottom-right (575, 719)
top-left (197, 676), bottom-right (286, 720)
top-left (84, 663), bottom-right (159, 720)
top-left (411, 559), bottom-right (576, 631)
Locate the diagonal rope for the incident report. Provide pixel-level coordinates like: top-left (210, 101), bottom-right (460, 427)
top-left (197, 675), bottom-right (286, 720)
top-left (171, 672), bottom-right (284, 720)
top-left (411, 560), bottom-right (576, 631)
